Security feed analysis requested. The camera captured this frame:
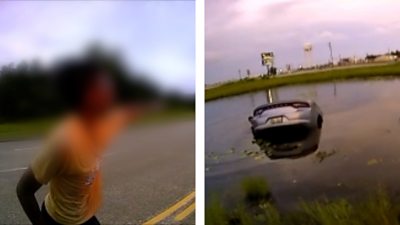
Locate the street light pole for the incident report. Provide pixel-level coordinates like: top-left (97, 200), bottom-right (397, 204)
top-left (328, 42), bottom-right (334, 65)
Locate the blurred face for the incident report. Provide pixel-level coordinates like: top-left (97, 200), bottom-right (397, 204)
top-left (82, 72), bottom-right (116, 114)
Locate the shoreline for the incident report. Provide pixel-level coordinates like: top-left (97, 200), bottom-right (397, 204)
top-left (205, 62), bottom-right (400, 102)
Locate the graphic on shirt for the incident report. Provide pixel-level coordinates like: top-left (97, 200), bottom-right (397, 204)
top-left (85, 159), bottom-right (101, 186)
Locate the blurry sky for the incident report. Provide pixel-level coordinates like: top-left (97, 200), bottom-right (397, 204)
top-left (206, 0), bottom-right (400, 84)
top-left (0, 1), bottom-right (194, 94)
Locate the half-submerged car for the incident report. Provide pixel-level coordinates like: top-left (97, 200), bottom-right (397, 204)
top-left (254, 126), bottom-right (321, 159)
top-left (248, 100), bottom-right (323, 139)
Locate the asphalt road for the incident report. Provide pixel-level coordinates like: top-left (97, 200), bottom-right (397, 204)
top-left (0, 119), bottom-right (195, 225)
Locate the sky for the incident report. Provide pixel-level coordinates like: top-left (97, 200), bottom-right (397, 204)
top-left (0, 1), bottom-right (195, 94)
top-left (206, 0), bottom-right (400, 84)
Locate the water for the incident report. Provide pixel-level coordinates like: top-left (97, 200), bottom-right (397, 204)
top-left (205, 77), bottom-right (400, 209)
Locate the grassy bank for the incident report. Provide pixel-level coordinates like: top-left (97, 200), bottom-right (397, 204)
top-left (0, 109), bottom-right (194, 141)
top-left (0, 119), bottom-right (56, 141)
top-left (206, 177), bottom-right (400, 225)
top-left (206, 62), bottom-right (400, 101)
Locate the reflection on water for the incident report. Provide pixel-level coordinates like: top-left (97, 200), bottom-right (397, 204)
top-left (254, 125), bottom-right (321, 160)
top-left (206, 77), bottom-right (400, 209)
top-left (265, 88), bottom-right (279, 103)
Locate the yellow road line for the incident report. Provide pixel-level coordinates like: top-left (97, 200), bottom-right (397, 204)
top-left (142, 191), bottom-right (195, 225)
top-left (174, 202), bottom-right (195, 221)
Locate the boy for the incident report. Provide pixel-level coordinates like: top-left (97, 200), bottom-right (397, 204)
top-left (16, 60), bottom-right (144, 225)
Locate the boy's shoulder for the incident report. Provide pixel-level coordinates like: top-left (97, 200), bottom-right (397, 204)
top-left (46, 115), bottom-right (83, 151)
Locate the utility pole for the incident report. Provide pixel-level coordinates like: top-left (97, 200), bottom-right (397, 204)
top-left (238, 69), bottom-right (242, 80)
top-left (328, 42), bottom-right (334, 65)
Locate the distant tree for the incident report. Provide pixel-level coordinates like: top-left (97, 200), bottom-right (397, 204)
top-left (365, 54), bottom-right (378, 62)
top-left (0, 46), bottom-right (193, 122)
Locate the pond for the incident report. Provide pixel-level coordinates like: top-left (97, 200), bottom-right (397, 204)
top-left (205, 77), bottom-right (400, 210)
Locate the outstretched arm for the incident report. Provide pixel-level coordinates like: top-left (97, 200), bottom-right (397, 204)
top-left (16, 167), bottom-right (43, 225)
top-left (100, 102), bottom-right (165, 143)
top-left (111, 102), bottom-right (164, 128)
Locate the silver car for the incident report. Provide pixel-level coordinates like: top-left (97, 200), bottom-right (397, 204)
top-left (248, 100), bottom-right (323, 138)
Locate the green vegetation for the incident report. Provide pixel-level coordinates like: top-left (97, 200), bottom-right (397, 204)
top-left (206, 63), bottom-right (400, 101)
top-left (135, 108), bottom-right (195, 125)
top-left (0, 118), bottom-right (56, 141)
top-left (0, 108), bottom-right (194, 141)
top-left (206, 177), bottom-right (400, 225)
top-left (206, 197), bottom-right (229, 225)
top-left (0, 46), bottom-right (194, 122)
top-left (0, 46), bottom-right (194, 141)
top-left (241, 177), bottom-right (271, 203)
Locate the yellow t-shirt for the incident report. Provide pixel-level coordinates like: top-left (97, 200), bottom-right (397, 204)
top-left (31, 111), bottom-right (126, 224)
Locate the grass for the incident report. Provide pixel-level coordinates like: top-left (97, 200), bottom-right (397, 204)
top-left (0, 118), bottom-right (56, 141)
top-left (241, 177), bottom-right (271, 203)
top-left (0, 108), bottom-right (194, 141)
top-left (206, 197), bottom-right (229, 225)
top-left (137, 107), bottom-right (194, 125)
top-left (206, 177), bottom-right (400, 225)
top-left (205, 62), bottom-right (400, 101)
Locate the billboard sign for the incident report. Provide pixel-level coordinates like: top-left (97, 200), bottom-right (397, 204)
top-left (261, 52), bottom-right (274, 66)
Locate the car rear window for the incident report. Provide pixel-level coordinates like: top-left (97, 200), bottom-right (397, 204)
top-left (253, 102), bottom-right (310, 116)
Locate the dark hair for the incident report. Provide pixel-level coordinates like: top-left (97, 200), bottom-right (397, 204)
top-left (53, 59), bottom-right (109, 110)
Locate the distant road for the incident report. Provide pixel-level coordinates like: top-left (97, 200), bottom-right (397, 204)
top-left (0, 119), bottom-right (195, 224)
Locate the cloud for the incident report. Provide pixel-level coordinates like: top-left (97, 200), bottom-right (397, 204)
top-left (0, 1), bottom-right (195, 94)
top-left (206, 0), bottom-right (400, 84)
top-left (317, 31), bottom-right (346, 41)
